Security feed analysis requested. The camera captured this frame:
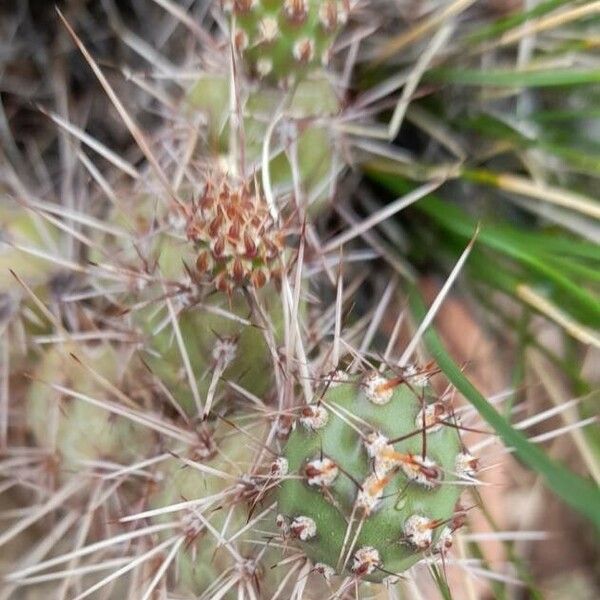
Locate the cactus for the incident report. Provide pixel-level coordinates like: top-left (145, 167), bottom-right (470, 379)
top-left (26, 344), bottom-right (154, 478)
top-left (186, 71), bottom-right (341, 212)
top-left (223, 0), bottom-right (348, 86)
top-left (0, 4), bottom-right (481, 597)
top-left (3, 1), bottom-right (597, 599)
top-left (278, 370), bottom-right (470, 581)
top-left (0, 206), bottom-right (60, 293)
top-left (188, 2), bottom-right (344, 211)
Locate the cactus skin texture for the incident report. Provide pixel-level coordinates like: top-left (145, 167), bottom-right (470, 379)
top-left (223, 0), bottom-right (348, 85)
top-left (26, 344), bottom-right (154, 481)
top-left (277, 371), bottom-right (465, 582)
top-left (185, 75), bottom-right (340, 210)
top-left (77, 172), bottom-right (286, 418)
top-left (0, 207), bottom-right (59, 293)
top-left (146, 419), bottom-right (276, 595)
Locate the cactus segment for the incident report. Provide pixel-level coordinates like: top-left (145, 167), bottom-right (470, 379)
top-left (26, 345), bottom-right (154, 475)
top-left (81, 170), bottom-right (286, 418)
top-left (147, 419), bottom-right (279, 595)
top-left (139, 295), bottom-right (279, 416)
top-left (0, 206), bottom-right (61, 292)
top-left (277, 371), bottom-right (468, 582)
top-left (186, 75), bottom-right (340, 209)
top-left (223, 1), bottom-right (349, 85)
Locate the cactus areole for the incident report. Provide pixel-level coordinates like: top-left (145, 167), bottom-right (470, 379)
top-left (224, 0), bottom-right (348, 85)
top-left (277, 372), bottom-right (468, 582)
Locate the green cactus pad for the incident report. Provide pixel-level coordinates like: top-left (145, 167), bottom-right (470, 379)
top-left (0, 205), bottom-right (61, 292)
top-left (224, 0), bottom-right (348, 85)
top-left (147, 419), bottom-right (282, 595)
top-left (139, 293), bottom-right (280, 416)
top-left (87, 181), bottom-right (284, 418)
top-left (186, 74), bottom-right (340, 211)
top-left (26, 345), bottom-right (154, 475)
top-left (277, 371), bottom-right (467, 582)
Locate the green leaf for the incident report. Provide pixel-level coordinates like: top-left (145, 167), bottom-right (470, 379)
top-left (429, 563), bottom-right (454, 600)
top-left (408, 286), bottom-right (600, 531)
top-left (459, 113), bottom-right (600, 175)
top-left (526, 108), bottom-right (600, 123)
top-left (426, 67), bottom-right (600, 87)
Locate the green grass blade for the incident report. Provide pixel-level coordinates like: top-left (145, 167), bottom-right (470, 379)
top-left (464, 0), bottom-right (572, 44)
top-left (428, 564), bottom-right (454, 600)
top-left (427, 67), bottom-right (600, 87)
top-left (367, 168), bottom-right (600, 327)
top-left (526, 107), bottom-right (600, 123)
top-left (408, 286), bottom-right (600, 531)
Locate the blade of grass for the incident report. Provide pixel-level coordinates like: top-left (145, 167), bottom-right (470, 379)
top-left (464, 0), bottom-right (572, 45)
top-left (429, 563), bottom-right (454, 600)
top-left (526, 107), bottom-right (600, 123)
top-left (458, 113), bottom-right (600, 176)
top-left (426, 67), bottom-right (600, 87)
top-left (476, 2), bottom-right (600, 52)
top-left (462, 169), bottom-right (600, 220)
top-left (408, 286), bottom-right (600, 531)
top-left (516, 285), bottom-right (600, 348)
top-left (470, 285), bottom-right (591, 395)
top-left (374, 0), bottom-right (477, 60)
top-left (367, 168), bottom-right (600, 327)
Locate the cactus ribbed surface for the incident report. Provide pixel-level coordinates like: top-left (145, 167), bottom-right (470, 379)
top-left (278, 371), bottom-right (469, 581)
top-left (224, 0), bottom-right (348, 85)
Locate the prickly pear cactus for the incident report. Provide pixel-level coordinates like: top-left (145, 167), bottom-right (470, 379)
top-left (278, 370), bottom-right (474, 581)
top-left (146, 418), bottom-right (279, 595)
top-left (26, 344), bottom-right (154, 478)
top-left (1, 2), bottom-right (539, 599)
top-left (0, 206), bottom-right (59, 292)
top-left (96, 172), bottom-right (287, 417)
top-left (186, 75), bottom-right (341, 209)
top-left (224, 0), bottom-right (348, 85)
top-left (211, 0), bottom-right (346, 216)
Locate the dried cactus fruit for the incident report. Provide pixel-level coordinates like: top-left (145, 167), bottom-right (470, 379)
top-left (277, 370), bottom-right (470, 582)
top-left (185, 174), bottom-right (284, 294)
top-left (224, 0), bottom-right (349, 85)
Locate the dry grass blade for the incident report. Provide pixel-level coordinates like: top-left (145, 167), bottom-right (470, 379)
top-left (517, 285), bottom-right (600, 348)
top-left (376, 0), bottom-right (476, 60)
top-left (55, 8), bottom-right (183, 210)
